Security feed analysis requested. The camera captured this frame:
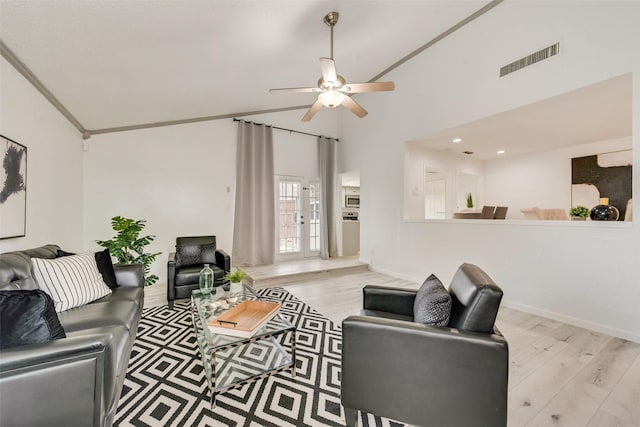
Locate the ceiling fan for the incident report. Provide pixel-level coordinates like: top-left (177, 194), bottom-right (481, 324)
top-left (269, 11), bottom-right (395, 122)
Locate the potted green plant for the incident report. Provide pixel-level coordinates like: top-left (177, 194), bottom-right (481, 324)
top-left (569, 205), bottom-right (589, 221)
top-left (96, 216), bottom-right (161, 286)
top-left (465, 192), bottom-right (474, 209)
top-left (225, 268), bottom-right (248, 293)
top-left (225, 268), bottom-right (248, 284)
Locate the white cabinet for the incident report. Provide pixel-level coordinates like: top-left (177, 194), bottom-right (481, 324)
top-left (342, 221), bottom-right (360, 256)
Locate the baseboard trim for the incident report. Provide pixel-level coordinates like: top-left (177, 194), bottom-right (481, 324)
top-left (502, 299), bottom-right (640, 344)
top-left (368, 264), bottom-right (640, 344)
top-left (367, 264), bottom-right (421, 284)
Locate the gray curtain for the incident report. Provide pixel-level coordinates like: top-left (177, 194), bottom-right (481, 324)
top-left (232, 120), bottom-right (275, 267)
top-left (318, 136), bottom-right (338, 259)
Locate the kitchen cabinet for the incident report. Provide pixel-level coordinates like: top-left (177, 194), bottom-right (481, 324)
top-left (342, 221), bottom-right (360, 256)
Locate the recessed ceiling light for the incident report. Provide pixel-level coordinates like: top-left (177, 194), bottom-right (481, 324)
top-left (497, 150), bottom-right (505, 154)
top-left (452, 138), bottom-right (462, 143)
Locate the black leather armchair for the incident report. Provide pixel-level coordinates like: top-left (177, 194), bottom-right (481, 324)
top-left (167, 236), bottom-right (230, 309)
top-left (341, 263), bottom-right (509, 427)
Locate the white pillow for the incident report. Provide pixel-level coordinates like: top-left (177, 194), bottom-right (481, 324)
top-left (32, 252), bottom-right (111, 312)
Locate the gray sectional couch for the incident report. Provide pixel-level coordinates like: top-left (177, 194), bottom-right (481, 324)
top-left (0, 245), bottom-right (144, 427)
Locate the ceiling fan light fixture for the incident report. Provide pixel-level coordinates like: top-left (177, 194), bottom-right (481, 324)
top-left (318, 90), bottom-right (345, 108)
top-left (268, 11), bottom-right (395, 121)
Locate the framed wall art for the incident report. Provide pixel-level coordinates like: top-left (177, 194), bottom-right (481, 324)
top-left (571, 149), bottom-right (632, 221)
top-left (0, 135), bottom-right (27, 239)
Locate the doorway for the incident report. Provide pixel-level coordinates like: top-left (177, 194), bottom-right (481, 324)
top-left (425, 169), bottom-right (448, 219)
top-left (276, 176), bottom-right (321, 260)
top-left (339, 170), bottom-right (361, 257)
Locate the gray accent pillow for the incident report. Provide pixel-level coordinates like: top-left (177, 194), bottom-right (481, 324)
top-left (413, 274), bottom-right (452, 327)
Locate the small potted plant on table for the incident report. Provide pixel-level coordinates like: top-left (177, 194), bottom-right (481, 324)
top-left (225, 268), bottom-right (248, 293)
top-left (569, 205), bottom-right (589, 221)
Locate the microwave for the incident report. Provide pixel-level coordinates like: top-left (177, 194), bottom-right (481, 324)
top-left (345, 195), bottom-right (360, 208)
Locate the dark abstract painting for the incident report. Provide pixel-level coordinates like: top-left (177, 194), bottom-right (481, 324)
top-left (0, 135), bottom-right (27, 239)
top-left (571, 150), bottom-right (632, 221)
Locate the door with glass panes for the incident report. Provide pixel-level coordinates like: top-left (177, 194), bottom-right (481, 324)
top-left (276, 177), bottom-right (321, 259)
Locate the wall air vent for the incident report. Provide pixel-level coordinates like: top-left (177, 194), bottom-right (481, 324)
top-left (500, 42), bottom-right (560, 77)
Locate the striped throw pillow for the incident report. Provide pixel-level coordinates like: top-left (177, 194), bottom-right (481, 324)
top-left (32, 252), bottom-right (111, 312)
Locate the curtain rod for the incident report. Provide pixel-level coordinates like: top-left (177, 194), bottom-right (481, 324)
top-left (233, 118), bottom-right (339, 142)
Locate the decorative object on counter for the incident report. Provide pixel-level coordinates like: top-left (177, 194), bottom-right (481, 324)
top-left (199, 264), bottom-right (214, 296)
top-left (465, 192), bottom-right (474, 209)
top-left (569, 205), bottom-right (590, 220)
top-left (590, 198), bottom-right (619, 221)
top-left (96, 216), bottom-right (161, 286)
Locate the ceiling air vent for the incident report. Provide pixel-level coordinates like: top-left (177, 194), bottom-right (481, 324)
top-left (500, 42), bottom-right (560, 77)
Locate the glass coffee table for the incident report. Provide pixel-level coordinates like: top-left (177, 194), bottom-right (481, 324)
top-left (190, 284), bottom-right (296, 408)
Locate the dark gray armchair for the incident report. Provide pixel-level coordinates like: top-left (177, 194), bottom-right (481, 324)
top-left (341, 263), bottom-right (509, 427)
top-left (167, 236), bottom-right (230, 309)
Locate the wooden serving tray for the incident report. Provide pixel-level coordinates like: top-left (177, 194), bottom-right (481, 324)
top-left (208, 300), bottom-right (280, 338)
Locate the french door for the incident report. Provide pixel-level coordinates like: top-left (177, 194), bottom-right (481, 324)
top-left (276, 176), bottom-right (321, 259)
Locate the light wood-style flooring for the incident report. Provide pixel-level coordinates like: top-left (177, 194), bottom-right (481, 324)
top-left (144, 261), bottom-right (640, 427)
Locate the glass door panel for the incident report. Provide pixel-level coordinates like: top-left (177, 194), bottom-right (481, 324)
top-left (278, 179), bottom-right (301, 254)
top-left (305, 182), bottom-right (321, 257)
top-left (276, 177), bottom-right (321, 258)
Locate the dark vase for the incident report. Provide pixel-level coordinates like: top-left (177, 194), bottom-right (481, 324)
top-left (590, 198), bottom-right (619, 221)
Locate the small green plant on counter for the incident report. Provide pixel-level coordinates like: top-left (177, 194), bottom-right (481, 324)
top-left (569, 205), bottom-right (590, 218)
top-left (96, 216), bottom-right (161, 286)
top-left (225, 268), bottom-right (248, 283)
top-left (465, 192), bottom-right (474, 208)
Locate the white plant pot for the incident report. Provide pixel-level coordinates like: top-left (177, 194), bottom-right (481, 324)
top-left (230, 281), bottom-right (243, 293)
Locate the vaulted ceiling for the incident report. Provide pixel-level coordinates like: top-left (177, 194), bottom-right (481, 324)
top-left (0, 1), bottom-right (494, 134)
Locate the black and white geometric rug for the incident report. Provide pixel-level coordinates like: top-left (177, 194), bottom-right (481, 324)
top-left (114, 287), bottom-right (405, 427)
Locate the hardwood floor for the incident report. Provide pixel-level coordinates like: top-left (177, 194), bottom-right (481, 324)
top-left (144, 262), bottom-right (640, 427)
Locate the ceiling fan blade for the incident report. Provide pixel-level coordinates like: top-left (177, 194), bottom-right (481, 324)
top-left (269, 87), bottom-right (321, 93)
top-left (341, 96), bottom-right (368, 118)
top-left (302, 99), bottom-right (324, 122)
top-left (320, 57), bottom-right (338, 85)
top-left (342, 81), bottom-right (395, 93)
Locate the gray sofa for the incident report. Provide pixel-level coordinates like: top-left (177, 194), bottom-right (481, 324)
top-left (0, 244), bottom-right (144, 427)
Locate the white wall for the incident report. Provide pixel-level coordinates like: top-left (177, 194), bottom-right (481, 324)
top-left (0, 57), bottom-right (84, 253)
top-left (484, 137), bottom-right (632, 218)
top-left (83, 109), bottom-right (336, 285)
top-left (273, 127), bottom-right (319, 180)
top-left (338, 1), bottom-right (640, 342)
